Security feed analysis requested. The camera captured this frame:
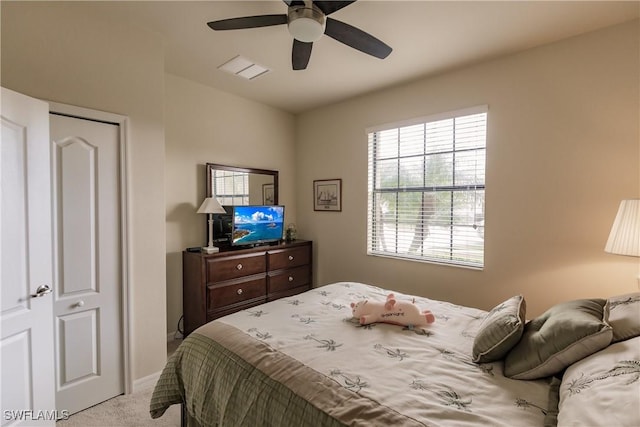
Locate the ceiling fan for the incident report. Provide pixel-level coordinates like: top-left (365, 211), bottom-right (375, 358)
top-left (207, 0), bottom-right (392, 70)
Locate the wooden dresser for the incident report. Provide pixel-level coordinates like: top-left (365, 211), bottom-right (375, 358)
top-left (182, 240), bottom-right (312, 336)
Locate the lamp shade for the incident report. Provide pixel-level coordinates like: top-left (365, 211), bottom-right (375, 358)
top-left (197, 197), bottom-right (226, 214)
top-left (605, 199), bottom-right (640, 257)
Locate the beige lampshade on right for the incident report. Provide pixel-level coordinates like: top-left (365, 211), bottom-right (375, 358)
top-left (605, 199), bottom-right (640, 257)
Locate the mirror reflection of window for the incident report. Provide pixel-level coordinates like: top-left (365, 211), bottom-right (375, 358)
top-left (207, 163), bottom-right (278, 206)
top-left (213, 170), bottom-right (249, 205)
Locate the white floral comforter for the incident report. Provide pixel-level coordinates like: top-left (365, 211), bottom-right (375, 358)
top-left (215, 282), bottom-right (553, 426)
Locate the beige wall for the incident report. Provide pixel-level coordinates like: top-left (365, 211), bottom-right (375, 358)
top-left (164, 74), bottom-right (296, 335)
top-left (1, 3), bottom-right (167, 381)
top-left (296, 20), bottom-right (640, 317)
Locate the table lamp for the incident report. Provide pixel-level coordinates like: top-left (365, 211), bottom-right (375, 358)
top-left (605, 199), bottom-right (640, 257)
top-left (197, 197), bottom-right (227, 253)
top-left (605, 199), bottom-right (640, 288)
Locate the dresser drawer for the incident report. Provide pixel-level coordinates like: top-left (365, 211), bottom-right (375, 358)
top-left (208, 277), bottom-right (267, 310)
top-left (268, 265), bottom-right (310, 294)
top-left (207, 253), bottom-right (266, 283)
top-left (268, 246), bottom-right (310, 271)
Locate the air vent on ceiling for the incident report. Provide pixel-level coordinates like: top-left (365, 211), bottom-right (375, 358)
top-left (218, 55), bottom-right (270, 80)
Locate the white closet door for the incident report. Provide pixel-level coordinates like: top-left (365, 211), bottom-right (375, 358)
top-left (50, 113), bottom-right (123, 415)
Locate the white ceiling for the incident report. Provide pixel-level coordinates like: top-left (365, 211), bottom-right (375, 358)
top-left (93, 1), bottom-right (638, 114)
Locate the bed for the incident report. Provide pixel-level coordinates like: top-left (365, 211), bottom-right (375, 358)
top-left (150, 282), bottom-right (640, 426)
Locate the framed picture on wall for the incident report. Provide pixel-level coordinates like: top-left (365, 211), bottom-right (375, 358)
top-left (313, 179), bottom-right (342, 212)
top-left (262, 184), bottom-right (275, 205)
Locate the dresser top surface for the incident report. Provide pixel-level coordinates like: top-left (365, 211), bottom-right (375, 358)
top-left (184, 240), bottom-right (311, 259)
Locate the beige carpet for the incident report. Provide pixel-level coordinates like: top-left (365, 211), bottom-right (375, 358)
top-left (57, 340), bottom-right (182, 426)
top-left (56, 385), bottom-right (180, 427)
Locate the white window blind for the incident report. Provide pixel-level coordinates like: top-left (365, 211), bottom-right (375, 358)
top-left (212, 170), bottom-right (249, 205)
top-left (367, 106), bottom-right (487, 268)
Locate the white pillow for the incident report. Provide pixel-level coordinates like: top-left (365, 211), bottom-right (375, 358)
top-left (557, 336), bottom-right (640, 427)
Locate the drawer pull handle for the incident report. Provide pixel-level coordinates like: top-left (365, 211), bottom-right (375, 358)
top-left (288, 276), bottom-right (294, 282)
top-left (237, 288), bottom-right (243, 295)
top-left (236, 263), bottom-right (243, 270)
top-left (288, 255), bottom-right (294, 261)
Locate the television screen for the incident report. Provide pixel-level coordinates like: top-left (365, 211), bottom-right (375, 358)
top-left (232, 205), bottom-right (285, 246)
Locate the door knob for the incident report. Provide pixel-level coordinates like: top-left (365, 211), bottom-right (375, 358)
top-left (31, 284), bottom-right (52, 298)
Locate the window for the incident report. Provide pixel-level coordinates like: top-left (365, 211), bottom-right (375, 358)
top-left (212, 169), bottom-right (249, 205)
top-left (367, 106), bottom-right (487, 268)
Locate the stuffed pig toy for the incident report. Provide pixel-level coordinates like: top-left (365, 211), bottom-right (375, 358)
top-left (350, 293), bottom-right (435, 327)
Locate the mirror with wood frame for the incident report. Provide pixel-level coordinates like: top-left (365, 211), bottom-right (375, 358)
top-left (206, 163), bottom-right (279, 206)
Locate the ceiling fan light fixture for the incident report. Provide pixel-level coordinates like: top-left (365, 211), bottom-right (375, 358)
top-left (287, 6), bottom-right (325, 43)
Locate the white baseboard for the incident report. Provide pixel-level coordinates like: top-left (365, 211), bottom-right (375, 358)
top-left (167, 330), bottom-right (183, 341)
top-left (133, 333), bottom-right (182, 393)
top-left (132, 371), bottom-right (161, 393)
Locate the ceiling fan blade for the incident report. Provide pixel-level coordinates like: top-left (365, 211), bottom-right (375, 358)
top-left (313, 1), bottom-right (356, 16)
top-left (207, 14), bottom-right (287, 31)
top-left (292, 39), bottom-right (313, 70)
top-left (324, 17), bottom-right (392, 59)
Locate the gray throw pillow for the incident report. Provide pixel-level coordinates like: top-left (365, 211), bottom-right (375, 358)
top-left (504, 299), bottom-right (613, 380)
top-left (608, 292), bottom-right (640, 343)
top-left (472, 295), bottom-right (526, 363)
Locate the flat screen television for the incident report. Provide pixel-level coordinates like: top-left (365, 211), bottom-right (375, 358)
top-left (232, 205), bottom-right (285, 247)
